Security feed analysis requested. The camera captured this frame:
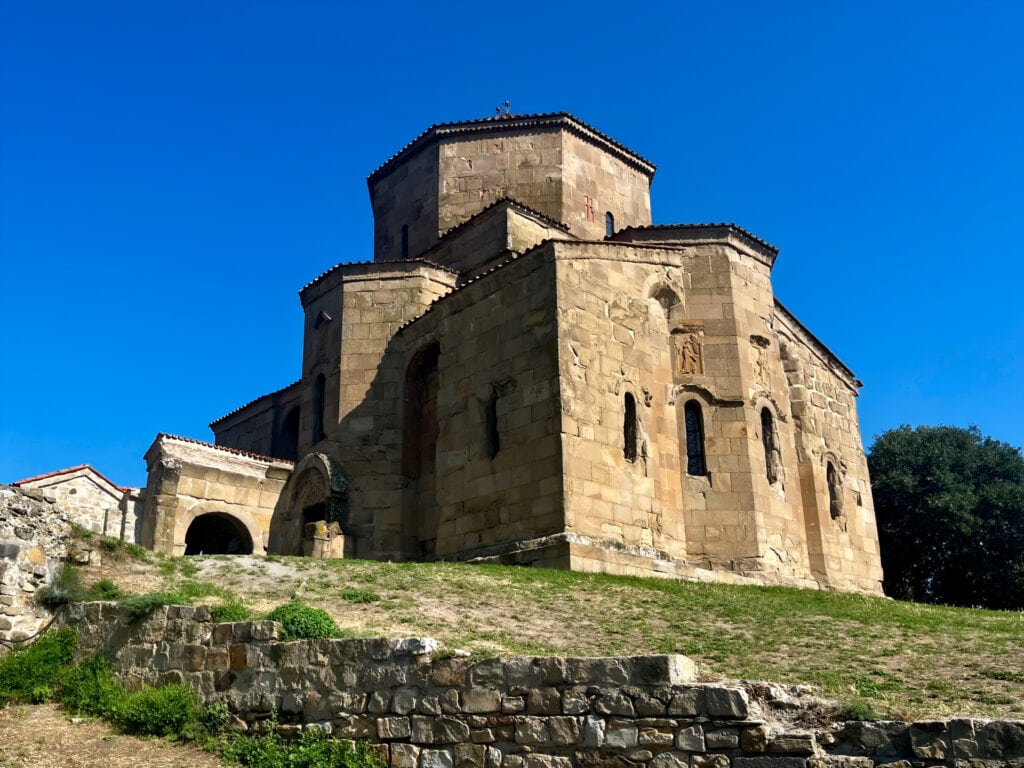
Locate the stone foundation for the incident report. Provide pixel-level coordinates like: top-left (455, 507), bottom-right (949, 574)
top-left (63, 602), bottom-right (1024, 766)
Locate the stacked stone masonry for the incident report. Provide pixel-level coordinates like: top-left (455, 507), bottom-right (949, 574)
top-left (65, 602), bottom-right (1024, 767)
top-left (0, 485), bottom-right (77, 645)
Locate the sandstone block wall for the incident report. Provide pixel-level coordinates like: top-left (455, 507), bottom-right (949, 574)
top-left (775, 307), bottom-right (883, 595)
top-left (14, 466), bottom-right (133, 540)
top-left (141, 436), bottom-right (293, 556)
top-left (63, 603), bottom-right (1024, 767)
top-left (212, 381), bottom-right (302, 462)
top-left (389, 248), bottom-right (564, 562)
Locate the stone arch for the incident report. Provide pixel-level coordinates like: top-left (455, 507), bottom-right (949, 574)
top-left (270, 452), bottom-right (348, 555)
top-left (173, 502), bottom-right (265, 556)
top-left (402, 341), bottom-right (441, 560)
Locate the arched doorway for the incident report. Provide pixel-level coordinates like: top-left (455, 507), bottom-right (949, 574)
top-left (184, 513), bottom-right (254, 555)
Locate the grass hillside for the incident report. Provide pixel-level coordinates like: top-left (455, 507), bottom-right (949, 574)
top-left (80, 546), bottom-right (1024, 722)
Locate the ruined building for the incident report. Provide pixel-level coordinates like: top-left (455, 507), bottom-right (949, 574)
top-left (127, 113), bottom-right (882, 593)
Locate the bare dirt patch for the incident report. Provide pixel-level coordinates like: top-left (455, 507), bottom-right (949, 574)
top-left (0, 703), bottom-right (224, 768)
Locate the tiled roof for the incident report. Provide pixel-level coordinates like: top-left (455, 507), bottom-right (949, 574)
top-left (437, 196), bottom-right (570, 240)
top-left (367, 112), bottom-right (657, 186)
top-left (157, 433), bottom-right (295, 465)
top-left (13, 464), bottom-right (127, 493)
top-left (298, 258), bottom-right (458, 300)
top-left (209, 380), bottom-right (301, 428)
top-left (615, 223), bottom-right (779, 255)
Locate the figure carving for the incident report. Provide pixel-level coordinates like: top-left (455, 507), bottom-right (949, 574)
top-left (673, 329), bottom-right (704, 376)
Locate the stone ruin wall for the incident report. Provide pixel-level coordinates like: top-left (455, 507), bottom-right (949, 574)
top-left (0, 485), bottom-right (75, 646)
top-left (64, 601), bottom-right (1024, 767)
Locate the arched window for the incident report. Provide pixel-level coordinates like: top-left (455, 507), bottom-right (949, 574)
top-left (313, 374), bottom-right (326, 443)
top-left (761, 407), bottom-right (781, 484)
top-left (605, 211), bottom-right (615, 238)
top-left (684, 400), bottom-right (707, 476)
top-left (827, 461), bottom-right (843, 518)
top-left (401, 224), bottom-right (409, 260)
top-left (624, 392), bottom-right (638, 462)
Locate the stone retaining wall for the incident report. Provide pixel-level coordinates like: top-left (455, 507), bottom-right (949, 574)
top-left (0, 485), bottom-right (75, 646)
top-left (64, 602), bottom-right (1024, 767)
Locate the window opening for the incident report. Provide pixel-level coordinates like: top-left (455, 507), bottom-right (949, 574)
top-left (761, 407), bottom-right (781, 484)
top-left (485, 388), bottom-right (500, 459)
top-left (624, 392), bottom-right (638, 462)
top-left (401, 224), bottom-right (409, 259)
top-left (313, 374), bottom-right (326, 443)
top-left (827, 461), bottom-right (843, 518)
top-left (684, 400), bottom-right (707, 476)
top-left (605, 211), bottom-right (615, 238)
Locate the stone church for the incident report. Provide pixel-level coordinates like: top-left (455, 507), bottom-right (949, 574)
top-left (134, 112), bottom-right (883, 594)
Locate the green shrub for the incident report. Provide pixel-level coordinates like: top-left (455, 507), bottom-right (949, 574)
top-left (57, 654), bottom-right (126, 717)
top-left (264, 601), bottom-right (339, 640)
top-left (35, 564), bottom-right (87, 609)
top-left (210, 599), bottom-right (253, 623)
top-left (0, 628), bottom-right (76, 703)
top-left (86, 578), bottom-right (125, 601)
top-left (114, 682), bottom-right (206, 739)
top-left (837, 699), bottom-right (880, 721)
top-left (119, 592), bottom-right (178, 622)
top-left (220, 726), bottom-right (381, 768)
top-left (98, 535), bottom-right (148, 561)
top-left (340, 587), bottom-right (381, 604)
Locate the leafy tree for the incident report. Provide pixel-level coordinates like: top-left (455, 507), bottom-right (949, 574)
top-left (868, 425), bottom-right (1024, 609)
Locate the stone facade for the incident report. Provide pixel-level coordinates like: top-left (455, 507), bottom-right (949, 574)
top-left (155, 112), bottom-right (881, 593)
top-left (140, 434), bottom-right (293, 556)
top-left (13, 464), bottom-right (142, 542)
top-left (64, 602), bottom-right (1024, 766)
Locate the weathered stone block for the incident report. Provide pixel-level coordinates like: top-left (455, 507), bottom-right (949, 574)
top-left (677, 725), bottom-right (706, 752)
top-left (549, 716), bottom-right (583, 745)
top-left (595, 691), bottom-right (636, 717)
top-left (702, 686), bottom-right (748, 718)
top-left (704, 730), bottom-right (739, 749)
top-left (604, 725), bottom-right (638, 749)
top-left (527, 687), bottom-right (562, 715)
top-left (691, 756), bottom-right (729, 768)
top-left (379, 716), bottom-right (412, 740)
top-left (732, 759), bottom-right (808, 768)
top-left (742, 725), bottom-right (768, 753)
top-left (650, 752), bottom-right (688, 768)
top-left (769, 734), bottom-right (817, 756)
top-left (455, 743), bottom-right (487, 768)
top-left (516, 717), bottom-right (550, 745)
top-left (421, 749), bottom-right (455, 768)
top-left (435, 716), bottom-right (471, 744)
top-left (463, 689), bottom-right (502, 714)
top-left (392, 743), bottom-right (421, 768)
top-left (574, 751), bottom-right (639, 768)
top-left (668, 688), bottom-right (701, 717)
top-left (909, 722), bottom-right (949, 760)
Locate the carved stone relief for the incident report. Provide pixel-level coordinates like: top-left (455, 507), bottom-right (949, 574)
top-left (672, 327), bottom-right (704, 376)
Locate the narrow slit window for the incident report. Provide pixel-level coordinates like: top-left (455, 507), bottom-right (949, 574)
top-left (827, 461), bottom-right (843, 518)
top-left (684, 400), bottom-right (707, 476)
top-left (761, 407), bottom-right (780, 484)
top-left (605, 211), bottom-right (615, 238)
top-left (624, 392), bottom-right (638, 462)
top-left (313, 374), bottom-right (326, 443)
top-left (485, 389), bottom-right (500, 459)
top-left (400, 224), bottom-right (409, 260)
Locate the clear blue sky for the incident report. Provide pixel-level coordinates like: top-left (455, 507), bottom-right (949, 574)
top-left (2, 1), bottom-right (1023, 488)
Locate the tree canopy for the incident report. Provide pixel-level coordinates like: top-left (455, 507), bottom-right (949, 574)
top-left (868, 425), bottom-right (1024, 610)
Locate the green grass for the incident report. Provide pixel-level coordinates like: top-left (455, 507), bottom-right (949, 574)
top-left (89, 552), bottom-right (1024, 720)
top-left (210, 555), bottom-right (1024, 720)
